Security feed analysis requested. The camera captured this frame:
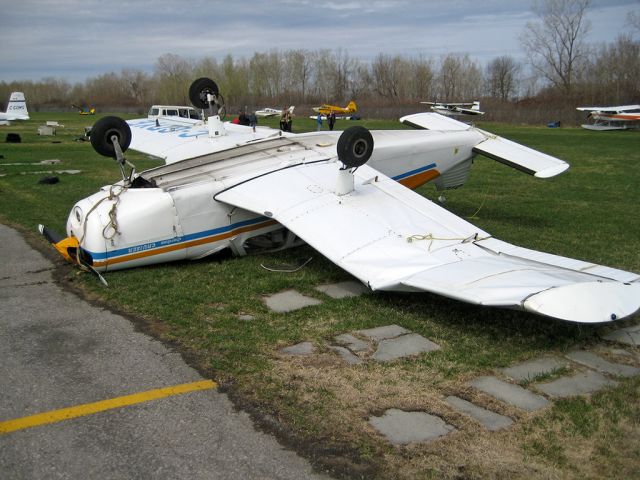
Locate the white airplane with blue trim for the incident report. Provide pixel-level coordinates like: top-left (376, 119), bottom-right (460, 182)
top-left (0, 92), bottom-right (30, 125)
top-left (39, 78), bottom-right (640, 324)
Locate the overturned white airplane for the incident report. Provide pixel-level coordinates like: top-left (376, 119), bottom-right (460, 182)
top-left (0, 92), bottom-right (30, 125)
top-left (40, 79), bottom-right (639, 324)
top-left (421, 101), bottom-right (484, 117)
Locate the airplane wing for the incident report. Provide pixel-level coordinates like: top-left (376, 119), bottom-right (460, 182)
top-left (400, 113), bottom-right (569, 178)
top-left (126, 118), bottom-right (278, 164)
top-left (216, 160), bottom-right (640, 323)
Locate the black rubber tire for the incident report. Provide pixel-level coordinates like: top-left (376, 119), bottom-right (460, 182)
top-left (336, 126), bottom-right (374, 168)
top-left (90, 116), bottom-right (131, 158)
top-left (189, 78), bottom-right (220, 109)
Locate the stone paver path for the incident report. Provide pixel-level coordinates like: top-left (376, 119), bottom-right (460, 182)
top-left (500, 356), bottom-right (567, 382)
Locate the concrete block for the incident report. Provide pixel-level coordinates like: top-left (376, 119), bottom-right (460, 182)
top-left (470, 376), bottom-right (550, 412)
top-left (279, 341), bottom-right (315, 356)
top-left (333, 333), bottom-right (369, 352)
top-left (372, 333), bottom-right (440, 362)
top-left (369, 409), bottom-right (455, 445)
top-left (603, 324), bottom-right (640, 346)
top-left (500, 356), bottom-right (567, 382)
top-left (535, 370), bottom-right (618, 398)
top-left (264, 289), bottom-right (322, 313)
top-left (315, 280), bottom-right (369, 299)
top-left (356, 324), bottom-right (410, 341)
top-left (566, 350), bottom-right (640, 378)
top-left (329, 345), bottom-right (362, 365)
top-left (445, 396), bottom-right (513, 431)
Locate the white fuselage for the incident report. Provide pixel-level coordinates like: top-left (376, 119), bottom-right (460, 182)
top-left (67, 129), bottom-right (484, 271)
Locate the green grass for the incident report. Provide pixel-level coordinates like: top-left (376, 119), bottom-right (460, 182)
top-left (1, 112), bottom-right (639, 479)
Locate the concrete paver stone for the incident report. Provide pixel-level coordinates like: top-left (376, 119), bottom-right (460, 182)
top-left (500, 356), bottom-right (567, 382)
top-left (372, 333), bottom-right (440, 362)
top-left (329, 346), bottom-right (363, 365)
top-left (315, 281), bottom-right (369, 299)
top-left (603, 324), bottom-right (640, 346)
top-left (369, 409), bottom-right (455, 445)
top-left (470, 376), bottom-right (550, 412)
top-left (264, 289), bottom-right (322, 313)
top-left (280, 341), bottom-right (315, 356)
top-left (445, 396), bottom-right (513, 431)
top-left (566, 350), bottom-right (640, 378)
top-left (535, 370), bottom-right (618, 398)
top-left (356, 325), bottom-right (410, 341)
top-left (333, 333), bottom-right (369, 352)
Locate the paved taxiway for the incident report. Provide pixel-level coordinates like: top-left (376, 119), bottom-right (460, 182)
top-left (0, 224), bottom-right (330, 479)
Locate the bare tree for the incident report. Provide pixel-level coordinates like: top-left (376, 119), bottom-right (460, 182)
top-left (520, 0), bottom-right (591, 93)
top-left (486, 56), bottom-right (521, 100)
top-left (437, 54), bottom-right (482, 100)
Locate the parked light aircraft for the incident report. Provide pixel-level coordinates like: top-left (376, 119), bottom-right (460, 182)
top-left (313, 101), bottom-right (357, 116)
top-left (72, 104), bottom-right (96, 115)
top-left (0, 92), bottom-right (29, 125)
top-left (255, 106), bottom-right (295, 118)
top-left (577, 104), bottom-right (640, 130)
top-left (421, 101), bottom-right (484, 117)
top-left (40, 78), bottom-right (640, 324)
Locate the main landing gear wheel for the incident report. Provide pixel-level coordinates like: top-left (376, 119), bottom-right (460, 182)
top-left (90, 116), bottom-right (131, 158)
top-left (337, 126), bottom-right (374, 169)
top-left (189, 77), bottom-right (220, 109)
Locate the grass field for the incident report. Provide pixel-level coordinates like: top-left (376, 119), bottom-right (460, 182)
top-left (1, 112), bottom-right (639, 479)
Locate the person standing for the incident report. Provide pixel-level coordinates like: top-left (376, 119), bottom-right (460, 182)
top-left (316, 113), bottom-right (323, 131)
top-left (328, 112), bottom-right (336, 131)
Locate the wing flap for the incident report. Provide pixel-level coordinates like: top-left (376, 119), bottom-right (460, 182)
top-left (216, 162), bottom-right (639, 323)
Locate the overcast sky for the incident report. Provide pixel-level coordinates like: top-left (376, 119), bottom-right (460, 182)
top-left (0, 0), bottom-right (637, 83)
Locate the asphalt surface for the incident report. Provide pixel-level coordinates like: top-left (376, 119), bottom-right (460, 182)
top-left (0, 224), bottom-right (331, 480)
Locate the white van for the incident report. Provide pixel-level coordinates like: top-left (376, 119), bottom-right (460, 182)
top-left (148, 105), bottom-right (202, 121)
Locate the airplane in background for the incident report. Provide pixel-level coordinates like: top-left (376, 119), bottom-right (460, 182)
top-left (72, 104), bottom-right (96, 115)
top-left (576, 104), bottom-right (640, 130)
top-left (313, 101), bottom-right (357, 117)
top-left (255, 106), bottom-right (295, 118)
top-left (39, 77), bottom-right (640, 324)
top-left (0, 92), bottom-right (30, 125)
top-left (421, 101), bottom-right (484, 117)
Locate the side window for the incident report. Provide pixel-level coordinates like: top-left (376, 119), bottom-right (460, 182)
top-left (166, 109), bottom-right (178, 116)
top-left (149, 108), bottom-right (159, 116)
top-left (179, 109), bottom-right (188, 118)
top-left (189, 110), bottom-right (201, 119)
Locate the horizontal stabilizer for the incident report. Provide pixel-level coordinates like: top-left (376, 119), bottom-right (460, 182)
top-left (400, 113), bottom-right (470, 131)
top-left (473, 131), bottom-right (569, 178)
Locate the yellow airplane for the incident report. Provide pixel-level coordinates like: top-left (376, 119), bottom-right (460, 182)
top-left (72, 104), bottom-right (96, 115)
top-left (312, 101), bottom-right (357, 116)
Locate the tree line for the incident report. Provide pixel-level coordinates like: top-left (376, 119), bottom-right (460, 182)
top-left (1, 1), bottom-right (638, 125)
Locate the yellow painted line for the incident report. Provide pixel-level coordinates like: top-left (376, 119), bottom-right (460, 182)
top-left (0, 379), bottom-right (216, 435)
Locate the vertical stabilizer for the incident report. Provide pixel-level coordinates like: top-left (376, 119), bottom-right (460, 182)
top-left (4, 92), bottom-right (29, 120)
